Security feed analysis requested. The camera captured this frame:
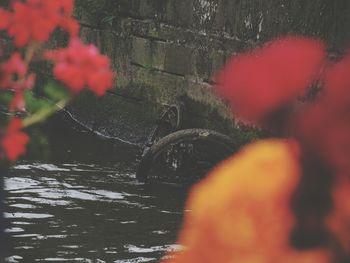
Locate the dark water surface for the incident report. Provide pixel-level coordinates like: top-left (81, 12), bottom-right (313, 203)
top-left (4, 161), bottom-right (187, 262)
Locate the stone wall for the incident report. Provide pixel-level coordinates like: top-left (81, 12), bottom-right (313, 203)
top-left (71, 0), bottom-right (350, 142)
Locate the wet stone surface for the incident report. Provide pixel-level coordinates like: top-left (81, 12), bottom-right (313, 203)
top-left (4, 162), bottom-right (187, 262)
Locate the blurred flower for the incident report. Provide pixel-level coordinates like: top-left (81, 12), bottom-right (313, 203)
top-left (1, 118), bottom-right (29, 161)
top-left (0, 52), bottom-right (27, 89)
top-left (293, 51), bottom-right (350, 174)
top-left (327, 174), bottom-right (350, 255)
top-left (0, 0), bottom-right (115, 164)
top-left (0, 53), bottom-right (35, 111)
top-left (9, 91), bottom-right (26, 112)
top-left (162, 139), bottom-right (332, 263)
top-left (323, 52), bottom-right (350, 110)
top-left (0, 0), bottom-right (78, 47)
top-left (323, 171), bottom-right (350, 263)
top-left (45, 38), bottom-right (115, 96)
top-left (294, 104), bottom-right (350, 174)
top-left (216, 37), bottom-right (326, 123)
top-left (0, 8), bottom-right (11, 29)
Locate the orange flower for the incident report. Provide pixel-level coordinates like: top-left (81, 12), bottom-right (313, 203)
top-left (162, 139), bottom-right (332, 263)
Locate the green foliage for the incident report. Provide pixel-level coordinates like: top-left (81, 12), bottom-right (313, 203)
top-left (43, 81), bottom-right (70, 102)
top-left (23, 82), bottom-right (69, 127)
top-left (24, 82), bottom-right (68, 114)
top-left (0, 91), bottom-right (13, 108)
top-left (24, 91), bottom-right (52, 114)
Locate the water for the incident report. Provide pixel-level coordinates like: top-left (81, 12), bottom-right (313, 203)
top-left (4, 161), bottom-right (187, 262)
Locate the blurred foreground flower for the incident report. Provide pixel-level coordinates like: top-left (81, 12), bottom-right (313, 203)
top-left (327, 175), bottom-right (350, 256)
top-left (0, 0), bottom-right (78, 47)
top-left (293, 51), bottom-right (350, 174)
top-left (216, 37), bottom-right (326, 124)
top-left (45, 38), bottom-right (115, 96)
top-left (1, 118), bottom-right (29, 161)
top-left (163, 35), bottom-right (350, 263)
top-left (162, 139), bottom-right (332, 263)
top-left (0, 0), bottom-right (115, 161)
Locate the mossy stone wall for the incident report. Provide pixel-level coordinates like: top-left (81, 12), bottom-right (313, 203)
top-left (71, 0), bottom-right (350, 141)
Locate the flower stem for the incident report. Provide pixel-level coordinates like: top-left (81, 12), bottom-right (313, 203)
top-left (22, 98), bottom-right (69, 128)
top-left (24, 42), bottom-right (40, 64)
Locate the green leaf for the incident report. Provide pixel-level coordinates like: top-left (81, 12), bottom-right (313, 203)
top-left (44, 82), bottom-right (70, 102)
top-left (23, 82), bottom-right (70, 127)
top-left (24, 90), bottom-right (52, 114)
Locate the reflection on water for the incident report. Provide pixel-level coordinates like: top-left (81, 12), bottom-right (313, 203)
top-left (4, 162), bottom-right (187, 262)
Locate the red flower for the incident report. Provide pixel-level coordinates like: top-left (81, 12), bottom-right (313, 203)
top-left (2, 0), bottom-right (78, 47)
top-left (294, 52), bottom-right (350, 173)
top-left (294, 104), bottom-right (350, 173)
top-left (323, 52), bottom-right (350, 111)
top-left (0, 53), bottom-right (35, 111)
top-left (1, 118), bottom-right (29, 161)
top-left (0, 8), bottom-right (11, 30)
top-left (216, 36), bottom-right (326, 123)
top-left (45, 38), bottom-right (115, 96)
top-left (0, 52), bottom-right (28, 89)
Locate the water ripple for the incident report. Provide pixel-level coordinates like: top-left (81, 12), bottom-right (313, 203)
top-left (5, 162), bottom-right (186, 263)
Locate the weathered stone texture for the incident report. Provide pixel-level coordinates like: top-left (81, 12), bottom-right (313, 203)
top-left (73, 0), bottom-right (350, 136)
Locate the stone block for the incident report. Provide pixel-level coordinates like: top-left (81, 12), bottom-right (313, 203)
top-left (131, 37), bottom-right (151, 67)
top-left (164, 44), bottom-right (194, 76)
top-left (130, 65), bottom-right (186, 103)
top-left (131, 37), bottom-right (167, 71)
top-left (163, 0), bottom-right (195, 27)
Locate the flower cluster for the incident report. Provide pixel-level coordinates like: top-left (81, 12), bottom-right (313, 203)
top-left (0, 0), bottom-right (115, 161)
top-left (0, 0), bottom-right (78, 47)
top-left (0, 52), bottom-right (36, 111)
top-left (46, 38), bottom-right (115, 96)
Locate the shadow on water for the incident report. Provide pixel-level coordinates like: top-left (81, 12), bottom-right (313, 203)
top-left (4, 107), bottom-right (190, 263)
top-left (42, 112), bottom-right (140, 165)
